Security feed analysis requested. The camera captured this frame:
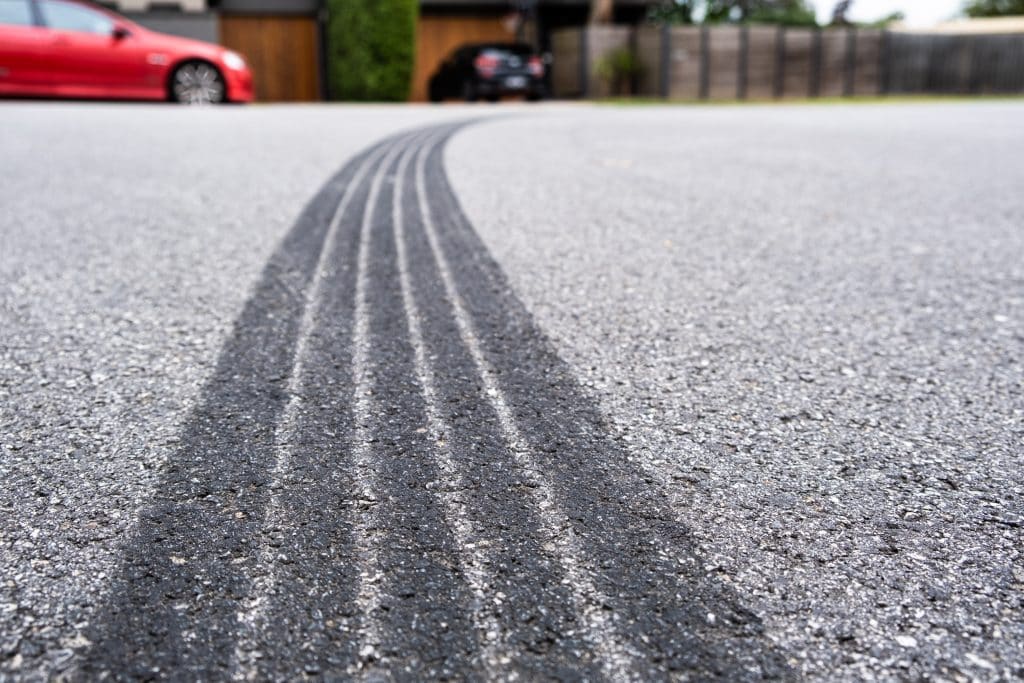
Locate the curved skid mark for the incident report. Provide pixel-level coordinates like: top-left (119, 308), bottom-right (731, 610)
top-left (422, 135), bottom-right (791, 680)
top-left (349, 140), bottom-right (409, 668)
top-left (78, 119), bottom-right (788, 681)
top-left (76, 134), bottom-right (401, 680)
top-left (392, 132), bottom-right (509, 675)
top-left (231, 134), bottom-right (403, 679)
top-left (413, 133), bottom-right (639, 682)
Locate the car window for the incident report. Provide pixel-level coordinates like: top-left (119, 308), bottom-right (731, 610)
top-left (39, 0), bottom-right (113, 35)
top-left (0, 0), bottom-right (34, 26)
top-left (481, 46), bottom-right (531, 58)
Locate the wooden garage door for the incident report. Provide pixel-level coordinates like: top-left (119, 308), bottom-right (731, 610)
top-left (412, 15), bottom-right (516, 102)
top-left (220, 15), bottom-right (320, 102)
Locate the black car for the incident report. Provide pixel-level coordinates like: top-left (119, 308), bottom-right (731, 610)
top-left (429, 43), bottom-right (546, 103)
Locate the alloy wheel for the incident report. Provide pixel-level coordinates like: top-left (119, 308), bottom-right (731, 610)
top-left (173, 63), bottom-right (225, 105)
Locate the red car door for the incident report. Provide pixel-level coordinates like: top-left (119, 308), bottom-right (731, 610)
top-left (36, 0), bottom-right (148, 97)
top-left (0, 0), bottom-right (52, 94)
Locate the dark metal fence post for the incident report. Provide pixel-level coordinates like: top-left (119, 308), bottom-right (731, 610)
top-left (738, 25), bottom-right (749, 100)
top-left (660, 24), bottom-right (671, 99)
top-left (699, 25), bottom-right (710, 100)
top-left (810, 27), bottom-right (822, 98)
top-left (844, 27), bottom-right (856, 96)
top-left (774, 26), bottom-right (785, 98)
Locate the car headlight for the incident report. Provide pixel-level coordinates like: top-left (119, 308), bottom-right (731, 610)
top-left (222, 51), bottom-right (246, 71)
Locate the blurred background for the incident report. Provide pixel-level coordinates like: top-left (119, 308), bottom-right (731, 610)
top-left (72, 0), bottom-right (1024, 102)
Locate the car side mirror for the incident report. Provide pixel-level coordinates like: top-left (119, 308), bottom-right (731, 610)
top-left (111, 24), bottom-right (131, 40)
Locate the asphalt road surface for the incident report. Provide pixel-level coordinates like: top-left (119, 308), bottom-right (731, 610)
top-left (1, 101), bottom-right (1022, 681)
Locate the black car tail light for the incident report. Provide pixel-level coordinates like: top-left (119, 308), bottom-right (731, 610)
top-left (528, 56), bottom-right (544, 78)
top-left (474, 54), bottom-right (500, 78)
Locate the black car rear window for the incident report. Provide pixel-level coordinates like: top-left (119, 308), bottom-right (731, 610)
top-left (478, 45), bottom-right (532, 57)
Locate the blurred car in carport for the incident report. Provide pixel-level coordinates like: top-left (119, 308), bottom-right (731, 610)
top-left (428, 43), bottom-right (547, 103)
top-left (0, 0), bottom-right (253, 104)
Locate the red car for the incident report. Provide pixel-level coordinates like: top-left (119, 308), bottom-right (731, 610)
top-left (0, 0), bottom-right (253, 104)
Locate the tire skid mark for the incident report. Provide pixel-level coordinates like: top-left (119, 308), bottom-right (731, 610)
top-left (78, 120), bottom-right (789, 681)
top-left (392, 133), bottom-right (510, 676)
top-left (353, 131), bottom-right (483, 678)
top-left (231, 135), bottom-right (401, 679)
top-left (422, 137), bottom-right (791, 679)
top-left (400, 131), bottom-right (610, 680)
top-left (76, 131), bottom-right (412, 680)
top-left (347, 139), bottom-right (409, 671)
top-left (413, 133), bottom-right (637, 682)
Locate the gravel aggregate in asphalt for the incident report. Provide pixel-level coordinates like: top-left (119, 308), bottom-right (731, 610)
top-left (1, 101), bottom-right (1022, 680)
top-left (447, 102), bottom-right (1024, 681)
top-left (0, 104), bottom-right (501, 679)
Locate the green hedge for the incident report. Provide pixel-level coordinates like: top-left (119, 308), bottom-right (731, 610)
top-left (326, 0), bottom-right (417, 101)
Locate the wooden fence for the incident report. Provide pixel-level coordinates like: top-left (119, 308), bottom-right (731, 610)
top-left (551, 25), bottom-right (1024, 99)
top-left (552, 26), bottom-right (632, 99)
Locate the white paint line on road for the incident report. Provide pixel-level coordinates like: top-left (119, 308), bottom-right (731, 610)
top-left (231, 136), bottom-right (402, 680)
top-left (392, 133), bottom-right (507, 674)
top-left (413, 136), bottom-right (638, 682)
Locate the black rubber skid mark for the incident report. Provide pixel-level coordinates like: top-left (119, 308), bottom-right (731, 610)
top-left (232, 143), bottom-right (383, 678)
top-left (420, 134), bottom-right (792, 680)
top-left (78, 121), bottom-right (791, 681)
top-left (399, 138), bottom-right (611, 680)
top-left (77, 135), bottom-right (402, 680)
top-left (358, 146), bottom-right (483, 678)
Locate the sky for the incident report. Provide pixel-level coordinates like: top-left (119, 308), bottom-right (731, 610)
top-left (811, 0), bottom-right (966, 26)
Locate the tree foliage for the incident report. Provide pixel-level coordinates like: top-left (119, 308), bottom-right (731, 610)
top-left (646, 0), bottom-right (697, 24)
top-left (859, 11), bottom-right (905, 28)
top-left (964, 0), bottom-right (1024, 16)
top-left (733, 0), bottom-right (818, 26)
top-left (326, 0), bottom-right (417, 101)
top-left (646, 0), bottom-right (818, 26)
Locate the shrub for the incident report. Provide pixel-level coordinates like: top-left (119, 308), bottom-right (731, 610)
top-left (325, 0), bottom-right (417, 101)
top-left (596, 48), bottom-right (644, 96)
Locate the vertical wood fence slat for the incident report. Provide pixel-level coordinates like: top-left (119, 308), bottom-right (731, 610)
top-left (699, 25), bottom-right (710, 100)
top-left (629, 26), bottom-right (639, 95)
top-left (844, 27), bottom-right (856, 96)
top-left (879, 30), bottom-right (890, 94)
top-left (580, 27), bottom-right (589, 97)
top-left (660, 24), bottom-right (670, 98)
top-left (810, 28), bottom-right (822, 97)
top-left (774, 26), bottom-right (786, 98)
top-left (739, 25), bottom-right (749, 99)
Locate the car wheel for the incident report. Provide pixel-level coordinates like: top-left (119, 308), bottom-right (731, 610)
top-left (462, 81), bottom-right (477, 103)
top-left (170, 61), bottom-right (226, 105)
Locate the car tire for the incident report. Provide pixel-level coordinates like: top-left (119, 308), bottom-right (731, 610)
top-left (429, 82), bottom-right (443, 103)
top-left (462, 81), bottom-right (478, 103)
top-left (170, 61), bottom-right (226, 105)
